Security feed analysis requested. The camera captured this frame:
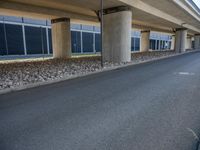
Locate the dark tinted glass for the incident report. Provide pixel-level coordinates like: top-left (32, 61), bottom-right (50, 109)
top-left (5, 24), bottom-right (24, 55)
top-left (71, 31), bottom-right (81, 53)
top-left (150, 39), bottom-right (156, 50)
top-left (82, 32), bottom-right (94, 53)
top-left (95, 33), bottom-right (101, 52)
top-left (131, 37), bottom-right (135, 51)
top-left (48, 29), bottom-right (53, 54)
top-left (25, 26), bottom-right (47, 54)
top-left (0, 23), bottom-right (7, 55)
top-left (135, 38), bottom-right (140, 51)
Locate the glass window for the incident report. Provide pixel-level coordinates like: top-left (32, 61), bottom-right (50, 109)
top-left (23, 18), bottom-right (46, 25)
top-left (135, 38), bottom-right (140, 51)
top-left (71, 24), bottom-right (81, 30)
top-left (94, 26), bottom-right (100, 32)
top-left (95, 33), bottom-right (101, 52)
top-left (150, 39), bottom-right (156, 50)
top-left (82, 32), bottom-right (94, 53)
top-left (4, 16), bottom-right (22, 23)
top-left (5, 24), bottom-right (24, 55)
top-left (25, 26), bottom-right (48, 54)
top-left (48, 29), bottom-right (52, 54)
top-left (82, 25), bottom-right (94, 31)
top-left (156, 40), bottom-right (160, 50)
top-left (131, 37), bottom-right (135, 51)
top-left (71, 31), bottom-right (81, 53)
top-left (0, 23), bottom-right (7, 55)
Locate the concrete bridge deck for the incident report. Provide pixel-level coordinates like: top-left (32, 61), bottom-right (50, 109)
top-left (1, 0), bottom-right (200, 34)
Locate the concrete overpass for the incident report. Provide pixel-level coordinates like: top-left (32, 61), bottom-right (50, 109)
top-left (0, 0), bottom-right (200, 63)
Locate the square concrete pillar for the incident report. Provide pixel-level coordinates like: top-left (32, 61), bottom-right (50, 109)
top-left (140, 30), bottom-right (150, 52)
top-left (194, 34), bottom-right (200, 50)
top-left (51, 18), bottom-right (71, 58)
top-left (103, 6), bottom-right (132, 63)
top-left (175, 28), bottom-right (187, 53)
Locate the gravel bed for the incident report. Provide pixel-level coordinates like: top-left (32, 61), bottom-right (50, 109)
top-left (0, 50), bottom-right (180, 91)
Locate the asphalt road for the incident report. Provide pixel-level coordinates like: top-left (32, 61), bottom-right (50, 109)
top-left (1, 52), bottom-right (200, 150)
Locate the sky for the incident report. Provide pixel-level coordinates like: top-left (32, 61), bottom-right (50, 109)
top-left (193, 0), bottom-right (200, 8)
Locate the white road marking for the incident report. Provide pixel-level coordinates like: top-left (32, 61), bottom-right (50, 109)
top-left (174, 72), bottom-right (195, 76)
top-left (187, 128), bottom-right (200, 141)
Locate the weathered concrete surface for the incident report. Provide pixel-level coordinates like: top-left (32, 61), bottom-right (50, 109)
top-left (140, 30), bottom-right (150, 52)
top-left (52, 18), bottom-right (71, 58)
top-left (175, 29), bottom-right (187, 53)
top-left (103, 10), bottom-right (132, 63)
top-left (186, 37), bottom-right (192, 49)
top-left (170, 35), bottom-right (175, 50)
top-left (194, 35), bottom-right (200, 50)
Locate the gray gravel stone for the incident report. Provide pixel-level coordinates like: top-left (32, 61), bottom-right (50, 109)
top-left (0, 50), bottom-right (181, 91)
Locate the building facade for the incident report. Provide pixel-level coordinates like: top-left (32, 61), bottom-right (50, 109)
top-left (0, 15), bottom-right (172, 56)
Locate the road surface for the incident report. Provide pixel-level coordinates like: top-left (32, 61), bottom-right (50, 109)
top-left (1, 52), bottom-right (200, 150)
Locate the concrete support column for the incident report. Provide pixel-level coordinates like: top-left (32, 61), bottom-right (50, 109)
top-left (194, 34), bottom-right (200, 50)
top-left (103, 6), bottom-right (132, 63)
top-left (170, 35), bottom-right (175, 50)
top-left (140, 30), bottom-right (150, 52)
top-left (175, 28), bottom-right (187, 53)
top-left (186, 36), bottom-right (192, 50)
top-left (51, 18), bottom-right (71, 58)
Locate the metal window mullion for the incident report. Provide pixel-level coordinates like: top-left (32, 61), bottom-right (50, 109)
top-left (41, 27), bottom-right (45, 56)
top-left (155, 40), bottom-right (157, 50)
top-left (93, 33), bottom-right (96, 53)
top-left (3, 17), bottom-right (8, 55)
top-left (81, 30), bottom-right (83, 53)
top-left (22, 24), bottom-right (27, 55)
top-left (46, 27), bottom-right (50, 54)
top-left (134, 37), bottom-right (136, 51)
top-left (159, 40), bottom-right (161, 51)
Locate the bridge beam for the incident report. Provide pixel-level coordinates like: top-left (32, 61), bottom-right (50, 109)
top-left (51, 18), bottom-right (71, 58)
top-left (140, 30), bottom-right (150, 52)
top-left (175, 28), bottom-right (187, 53)
top-left (103, 6), bottom-right (132, 63)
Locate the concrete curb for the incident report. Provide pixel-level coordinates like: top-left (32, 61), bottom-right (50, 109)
top-left (0, 50), bottom-right (199, 95)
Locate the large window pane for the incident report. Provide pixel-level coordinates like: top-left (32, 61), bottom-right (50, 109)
top-left (71, 31), bottom-right (81, 53)
top-left (95, 33), bottom-right (101, 52)
top-left (0, 23), bottom-right (7, 55)
top-left (82, 32), bottom-right (94, 53)
top-left (48, 29), bottom-right (52, 54)
top-left (25, 26), bottom-right (48, 54)
top-left (168, 41), bottom-right (171, 49)
top-left (150, 39), bottom-right (156, 50)
top-left (131, 37), bottom-right (135, 51)
top-left (156, 40), bottom-right (160, 50)
top-left (6, 24), bottom-right (24, 55)
top-left (135, 38), bottom-right (140, 51)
